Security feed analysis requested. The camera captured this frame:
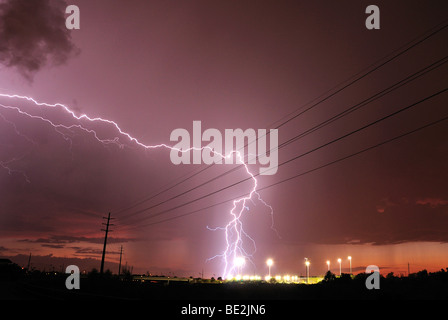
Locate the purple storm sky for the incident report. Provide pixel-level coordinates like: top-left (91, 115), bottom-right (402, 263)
top-left (0, 0), bottom-right (448, 277)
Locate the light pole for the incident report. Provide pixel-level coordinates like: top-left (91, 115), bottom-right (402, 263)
top-left (326, 260), bottom-right (330, 272)
top-left (305, 259), bottom-right (310, 284)
top-left (348, 256), bottom-right (352, 274)
top-left (266, 258), bottom-right (273, 278)
top-left (337, 258), bottom-right (342, 275)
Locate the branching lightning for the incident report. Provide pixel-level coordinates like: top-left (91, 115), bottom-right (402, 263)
top-left (0, 92), bottom-right (276, 278)
top-left (0, 110), bottom-right (35, 183)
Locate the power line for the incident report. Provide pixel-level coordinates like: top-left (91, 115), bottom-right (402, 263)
top-left (118, 55), bottom-right (448, 222)
top-left (268, 18), bottom-right (448, 130)
top-left (257, 114), bottom-right (448, 193)
top-left (114, 164), bottom-right (212, 215)
top-left (270, 87), bottom-right (448, 173)
top-left (113, 20), bottom-right (448, 218)
top-left (272, 22), bottom-right (448, 131)
top-left (119, 164), bottom-right (244, 220)
top-left (123, 112), bottom-right (448, 230)
top-left (118, 57), bottom-right (448, 224)
top-left (120, 87), bottom-right (448, 228)
top-left (276, 55), bottom-right (448, 152)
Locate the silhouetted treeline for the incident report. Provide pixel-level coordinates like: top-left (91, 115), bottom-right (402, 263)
top-left (317, 269), bottom-right (448, 299)
top-left (2, 260), bottom-right (448, 299)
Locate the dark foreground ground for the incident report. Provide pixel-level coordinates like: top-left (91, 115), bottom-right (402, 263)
top-left (1, 270), bottom-right (448, 300)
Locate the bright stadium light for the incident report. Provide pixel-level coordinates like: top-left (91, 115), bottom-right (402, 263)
top-left (266, 258), bottom-right (273, 277)
top-left (348, 256), bottom-right (352, 274)
top-left (338, 258), bottom-right (342, 275)
top-left (305, 259), bottom-right (310, 284)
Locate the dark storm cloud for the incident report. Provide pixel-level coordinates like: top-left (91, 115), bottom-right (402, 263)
top-left (41, 243), bottom-right (64, 249)
top-left (283, 194), bottom-right (448, 246)
top-left (0, 0), bottom-right (79, 80)
top-left (416, 197), bottom-right (448, 208)
top-left (19, 235), bottom-right (137, 245)
top-left (70, 246), bottom-right (120, 256)
top-left (350, 198), bottom-right (448, 245)
top-left (2, 253), bottom-right (120, 272)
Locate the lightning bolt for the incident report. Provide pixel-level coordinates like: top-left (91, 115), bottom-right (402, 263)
top-left (0, 155), bottom-right (31, 183)
top-left (0, 92), bottom-right (276, 278)
top-left (0, 111), bottom-right (36, 183)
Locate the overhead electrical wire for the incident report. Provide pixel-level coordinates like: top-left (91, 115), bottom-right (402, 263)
top-left (120, 86), bottom-right (448, 228)
top-left (118, 55), bottom-right (448, 223)
top-left (113, 20), bottom-right (448, 218)
top-left (113, 20), bottom-right (448, 233)
top-left (123, 113), bottom-right (448, 230)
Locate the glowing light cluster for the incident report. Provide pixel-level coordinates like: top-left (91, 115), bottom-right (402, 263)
top-left (226, 272), bottom-right (305, 283)
top-left (227, 274), bottom-right (262, 281)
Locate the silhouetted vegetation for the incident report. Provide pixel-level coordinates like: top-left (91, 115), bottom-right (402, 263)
top-left (0, 259), bottom-right (24, 280)
top-left (323, 270), bottom-right (336, 282)
top-left (2, 261), bottom-right (448, 299)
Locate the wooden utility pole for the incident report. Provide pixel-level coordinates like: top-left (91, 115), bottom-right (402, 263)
top-left (100, 212), bottom-right (113, 274)
top-left (118, 245), bottom-right (123, 276)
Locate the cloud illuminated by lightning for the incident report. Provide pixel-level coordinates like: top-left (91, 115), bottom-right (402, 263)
top-left (0, 92), bottom-right (276, 278)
